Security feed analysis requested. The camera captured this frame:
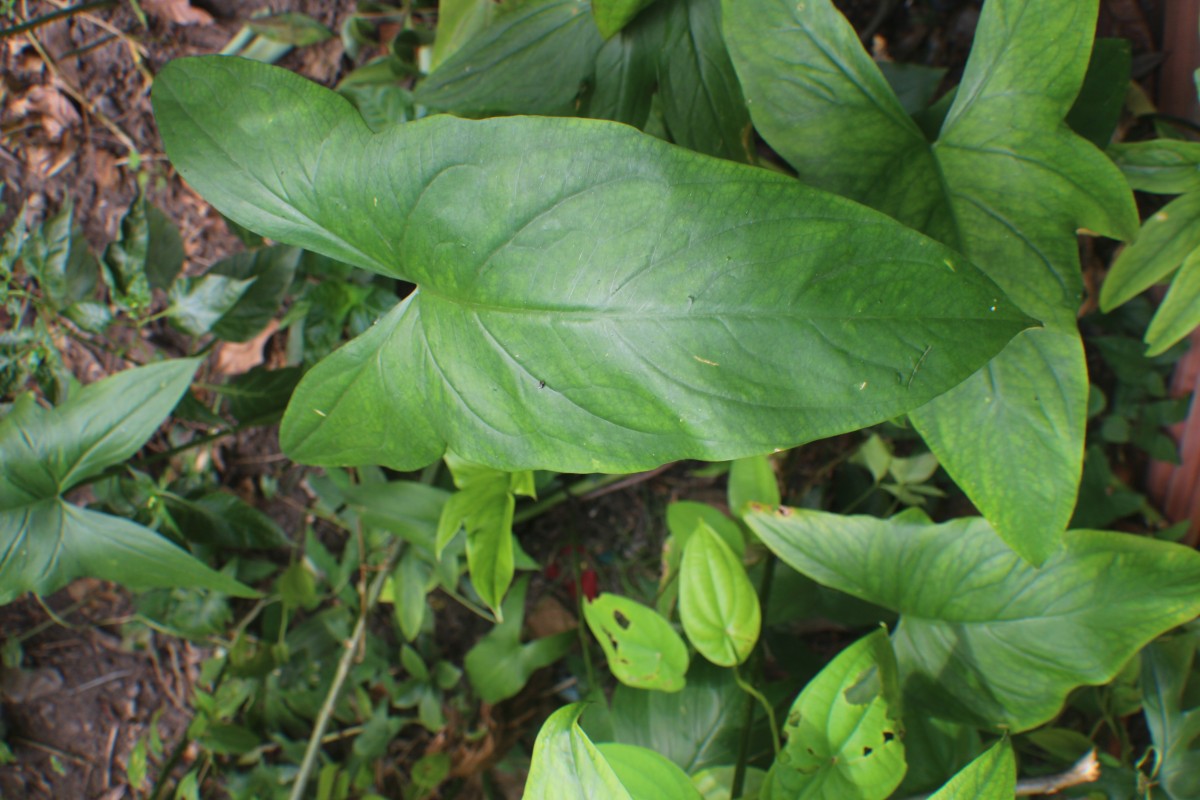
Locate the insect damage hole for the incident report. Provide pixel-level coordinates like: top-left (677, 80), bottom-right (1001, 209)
top-left (612, 610), bottom-right (631, 630)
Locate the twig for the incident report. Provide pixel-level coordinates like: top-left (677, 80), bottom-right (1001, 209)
top-left (287, 536), bottom-right (407, 800)
top-left (69, 668), bottom-right (134, 695)
top-left (0, 0), bottom-right (115, 40)
top-left (1015, 749), bottom-right (1101, 796)
top-left (102, 724), bottom-right (120, 789)
top-left (512, 468), bottom-right (672, 525)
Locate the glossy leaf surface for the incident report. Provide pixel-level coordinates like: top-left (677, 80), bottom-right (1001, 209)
top-left (765, 629), bottom-right (905, 799)
top-left (725, 0), bottom-right (1138, 562)
top-left (154, 56), bottom-right (1031, 474)
top-left (747, 507), bottom-right (1200, 732)
top-left (927, 740), bottom-right (1015, 800)
top-left (679, 522), bottom-right (760, 666)
top-left (524, 704), bottom-right (632, 800)
top-left (584, 593), bottom-right (689, 691)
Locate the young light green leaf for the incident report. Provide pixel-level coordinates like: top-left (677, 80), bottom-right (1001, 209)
top-left (1101, 192), bottom-right (1200, 312)
top-left (584, 593), bottom-right (689, 691)
top-left (927, 739), bottom-right (1015, 800)
top-left (679, 521), bottom-right (760, 666)
top-left (392, 549), bottom-right (432, 641)
top-left (611, 660), bottom-right (749, 773)
top-left (691, 765), bottom-right (767, 800)
top-left (764, 629), bottom-right (905, 799)
top-left (1146, 247), bottom-right (1200, 356)
top-left (436, 453), bottom-right (535, 616)
top-left (725, 0), bottom-right (1139, 564)
top-left (592, 0), bottom-right (660, 38)
top-left (524, 704), bottom-right (633, 800)
top-left (464, 576), bottom-right (574, 703)
top-left (1141, 634), bottom-right (1200, 799)
top-left (747, 507), bottom-right (1200, 732)
top-left (154, 56), bottom-right (1032, 476)
top-left (727, 454), bottom-right (779, 518)
top-left (597, 742), bottom-right (702, 799)
top-left (416, 0), bottom-right (605, 116)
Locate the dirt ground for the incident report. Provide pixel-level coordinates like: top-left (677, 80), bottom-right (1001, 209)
top-left (0, 0), bottom-right (1188, 798)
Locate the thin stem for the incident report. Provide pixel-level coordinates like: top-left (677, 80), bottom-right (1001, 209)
top-left (731, 553), bottom-right (778, 799)
top-left (0, 0), bottom-right (114, 39)
top-left (733, 666), bottom-right (779, 756)
top-left (512, 472), bottom-right (636, 524)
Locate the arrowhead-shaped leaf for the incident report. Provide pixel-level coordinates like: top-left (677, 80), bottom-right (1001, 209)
top-left (154, 56), bottom-right (1033, 474)
top-left (0, 360), bottom-right (256, 601)
top-left (725, 0), bottom-right (1138, 562)
top-left (764, 629), bottom-right (906, 799)
top-left (746, 507), bottom-right (1200, 732)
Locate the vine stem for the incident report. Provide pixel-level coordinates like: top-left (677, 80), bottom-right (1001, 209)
top-left (287, 535), bottom-right (405, 800)
top-left (731, 552), bottom-right (778, 799)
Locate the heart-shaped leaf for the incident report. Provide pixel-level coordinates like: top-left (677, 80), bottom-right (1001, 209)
top-left (584, 592), bottom-right (689, 691)
top-left (746, 507), bottom-right (1200, 732)
top-left (764, 629), bottom-right (905, 799)
top-left (680, 521), bottom-right (760, 667)
top-left (725, 0), bottom-right (1138, 563)
top-left (153, 56), bottom-right (1032, 475)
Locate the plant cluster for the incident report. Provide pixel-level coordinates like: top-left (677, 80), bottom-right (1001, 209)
top-left (5, 0), bottom-right (1200, 797)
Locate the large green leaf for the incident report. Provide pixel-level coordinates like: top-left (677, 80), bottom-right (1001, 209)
top-left (746, 507), bottom-right (1200, 732)
top-left (725, 0), bottom-right (1138, 563)
top-left (764, 629), bottom-right (905, 799)
top-left (0, 360), bottom-right (255, 601)
top-left (1142, 634), bottom-right (1200, 799)
top-left (524, 704), bottom-right (633, 800)
top-left (415, 0), bottom-right (605, 116)
top-left (927, 740), bottom-right (1015, 800)
top-left (154, 56), bottom-right (1032, 474)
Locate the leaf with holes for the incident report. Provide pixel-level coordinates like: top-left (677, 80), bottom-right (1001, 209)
top-left (584, 593), bottom-right (689, 692)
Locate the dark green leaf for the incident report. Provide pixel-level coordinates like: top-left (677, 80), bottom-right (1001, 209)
top-left (153, 57), bottom-right (1031, 475)
top-left (611, 658), bottom-right (748, 773)
top-left (103, 195), bottom-right (153, 312)
top-left (415, 0), bottom-right (605, 115)
top-left (220, 366), bottom-right (303, 425)
top-left (391, 550), bottom-right (432, 641)
top-left (587, 28), bottom-right (655, 127)
top-left (584, 592), bottom-right (689, 691)
top-left (651, 0), bottom-right (752, 161)
top-left (747, 507), bottom-right (1200, 732)
top-left (877, 61), bottom-right (947, 116)
top-left (164, 490), bottom-right (290, 550)
top-left (1102, 192), bottom-right (1200, 312)
top-left (144, 204), bottom-right (185, 291)
top-left (1066, 38), bottom-right (1131, 148)
top-left (1142, 634), bottom-right (1200, 799)
top-left (209, 245), bottom-right (300, 342)
top-left (1109, 139), bottom-right (1200, 194)
top-left (168, 273), bottom-right (255, 336)
top-left (1146, 247), bottom-right (1200, 356)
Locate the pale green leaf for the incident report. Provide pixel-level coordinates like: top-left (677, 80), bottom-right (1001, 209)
top-left (727, 454), bottom-right (779, 518)
top-left (153, 56), bottom-right (1031, 475)
top-left (1101, 192), bottom-right (1200, 312)
top-left (1146, 247), bottom-right (1200, 356)
top-left (691, 766), bottom-right (766, 800)
top-left (597, 742), bottom-right (702, 799)
top-left (764, 629), bottom-right (905, 799)
top-left (747, 507), bottom-right (1200, 732)
top-left (679, 521), bottom-right (759, 666)
top-left (524, 704), bottom-right (633, 800)
top-left (592, 0), bottom-right (660, 38)
top-left (927, 740), bottom-right (1015, 800)
top-left (584, 593), bottom-right (689, 691)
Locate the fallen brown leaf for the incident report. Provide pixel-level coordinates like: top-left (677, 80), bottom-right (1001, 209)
top-left (213, 319), bottom-right (279, 376)
top-left (142, 0), bottom-right (214, 26)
